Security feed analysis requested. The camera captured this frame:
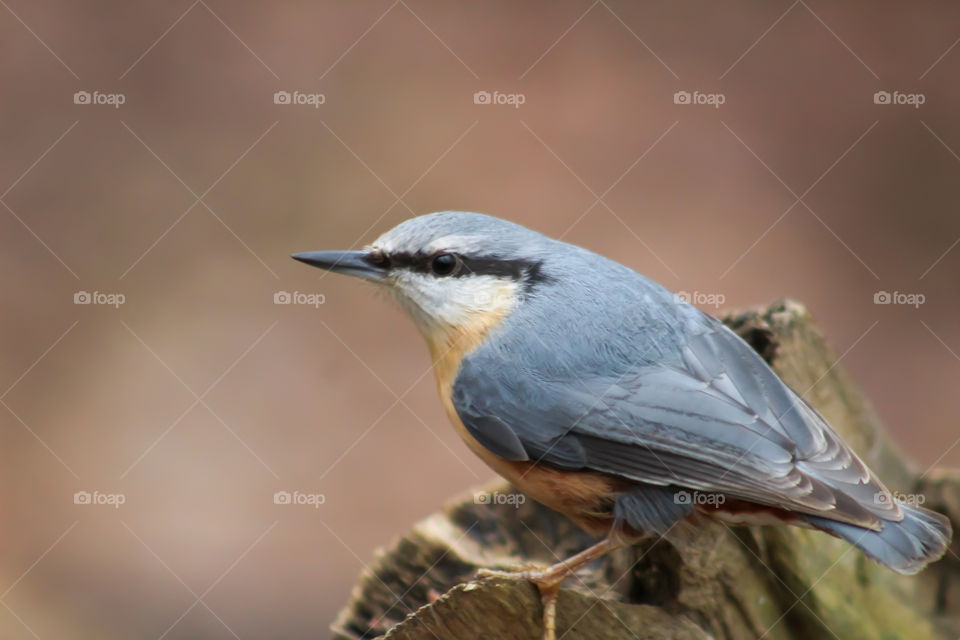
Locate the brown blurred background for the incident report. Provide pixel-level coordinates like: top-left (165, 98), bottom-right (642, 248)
top-left (2, 1), bottom-right (959, 637)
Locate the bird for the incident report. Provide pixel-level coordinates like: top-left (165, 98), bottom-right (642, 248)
top-left (293, 211), bottom-right (951, 640)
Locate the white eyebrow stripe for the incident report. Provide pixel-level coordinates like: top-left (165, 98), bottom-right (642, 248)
top-left (427, 234), bottom-right (475, 252)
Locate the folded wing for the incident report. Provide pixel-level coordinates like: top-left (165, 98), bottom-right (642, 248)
top-left (453, 317), bottom-right (901, 529)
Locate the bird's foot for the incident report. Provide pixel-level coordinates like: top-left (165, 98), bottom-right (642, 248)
top-left (474, 566), bottom-right (564, 640)
top-left (474, 535), bottom-right (620, 640)
top-left (537, 583), bottom-right (561, 640)
top-left (473, 564), bottom-right (570, 640)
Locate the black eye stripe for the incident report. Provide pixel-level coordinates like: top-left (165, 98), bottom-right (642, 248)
top-left (380, 251), bottom-right (548, 283)
top-left (365, 251), bottom-right (391, 269)
top-left (458, 256), bottom-right (525, 279)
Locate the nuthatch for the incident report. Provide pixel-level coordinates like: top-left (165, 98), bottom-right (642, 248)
top-left (294, 211), bottom-right (951, 640)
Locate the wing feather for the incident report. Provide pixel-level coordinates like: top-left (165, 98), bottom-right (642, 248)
top-left (453, 316), bottom-right (898, 529)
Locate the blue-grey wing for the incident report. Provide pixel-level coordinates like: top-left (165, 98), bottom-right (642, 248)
top-left (452, 316), bottom-right (898, 528)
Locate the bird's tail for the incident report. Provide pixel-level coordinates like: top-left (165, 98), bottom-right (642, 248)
top-left (804, 503), bottom-right (952, 575)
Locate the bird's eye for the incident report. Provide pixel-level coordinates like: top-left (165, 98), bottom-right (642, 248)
top-left (430, 253), bottom-right (459, 276)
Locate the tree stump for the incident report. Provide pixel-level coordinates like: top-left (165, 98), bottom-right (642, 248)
top-left (331, 300), bottom-right (960, 640)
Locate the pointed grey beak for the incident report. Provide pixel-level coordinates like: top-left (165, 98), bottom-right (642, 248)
top-left (291, 250), bottom-right (387, 281)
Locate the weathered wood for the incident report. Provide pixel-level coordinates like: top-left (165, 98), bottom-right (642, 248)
top-left (331, 300), bottom-right (960, 640)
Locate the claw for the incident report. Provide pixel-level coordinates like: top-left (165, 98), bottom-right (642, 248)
top-left (538, 583), bottom-right (560, 640)
top-left (473, 534), bottom-right (621, 640)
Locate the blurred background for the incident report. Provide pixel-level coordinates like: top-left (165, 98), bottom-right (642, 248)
top-left (2, 1), bottom-right (959, 637)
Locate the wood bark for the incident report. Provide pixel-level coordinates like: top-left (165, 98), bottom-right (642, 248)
top-left (332, 300), bottom-right (960, 640)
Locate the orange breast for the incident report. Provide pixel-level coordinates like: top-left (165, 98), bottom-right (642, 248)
top-left (423, 314), bottom-right (623, 536)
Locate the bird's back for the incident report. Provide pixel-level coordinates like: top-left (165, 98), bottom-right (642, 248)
top-left (451, 234), bottom-right (950, 574)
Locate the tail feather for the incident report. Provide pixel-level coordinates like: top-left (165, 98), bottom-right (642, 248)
top-left (804, 503), bottom-right (952, 575)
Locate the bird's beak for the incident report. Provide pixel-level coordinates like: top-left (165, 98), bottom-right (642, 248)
top-left (291, 250), bottom-right (387, 282)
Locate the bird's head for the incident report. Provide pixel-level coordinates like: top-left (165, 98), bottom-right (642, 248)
top-left (293, 212), bottom-right (553, 343)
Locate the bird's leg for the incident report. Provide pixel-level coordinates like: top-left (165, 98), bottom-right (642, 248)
top-left (525, 533), bottom-right (620, 585)
top-left (476, 534), bottom-right (622, 640)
